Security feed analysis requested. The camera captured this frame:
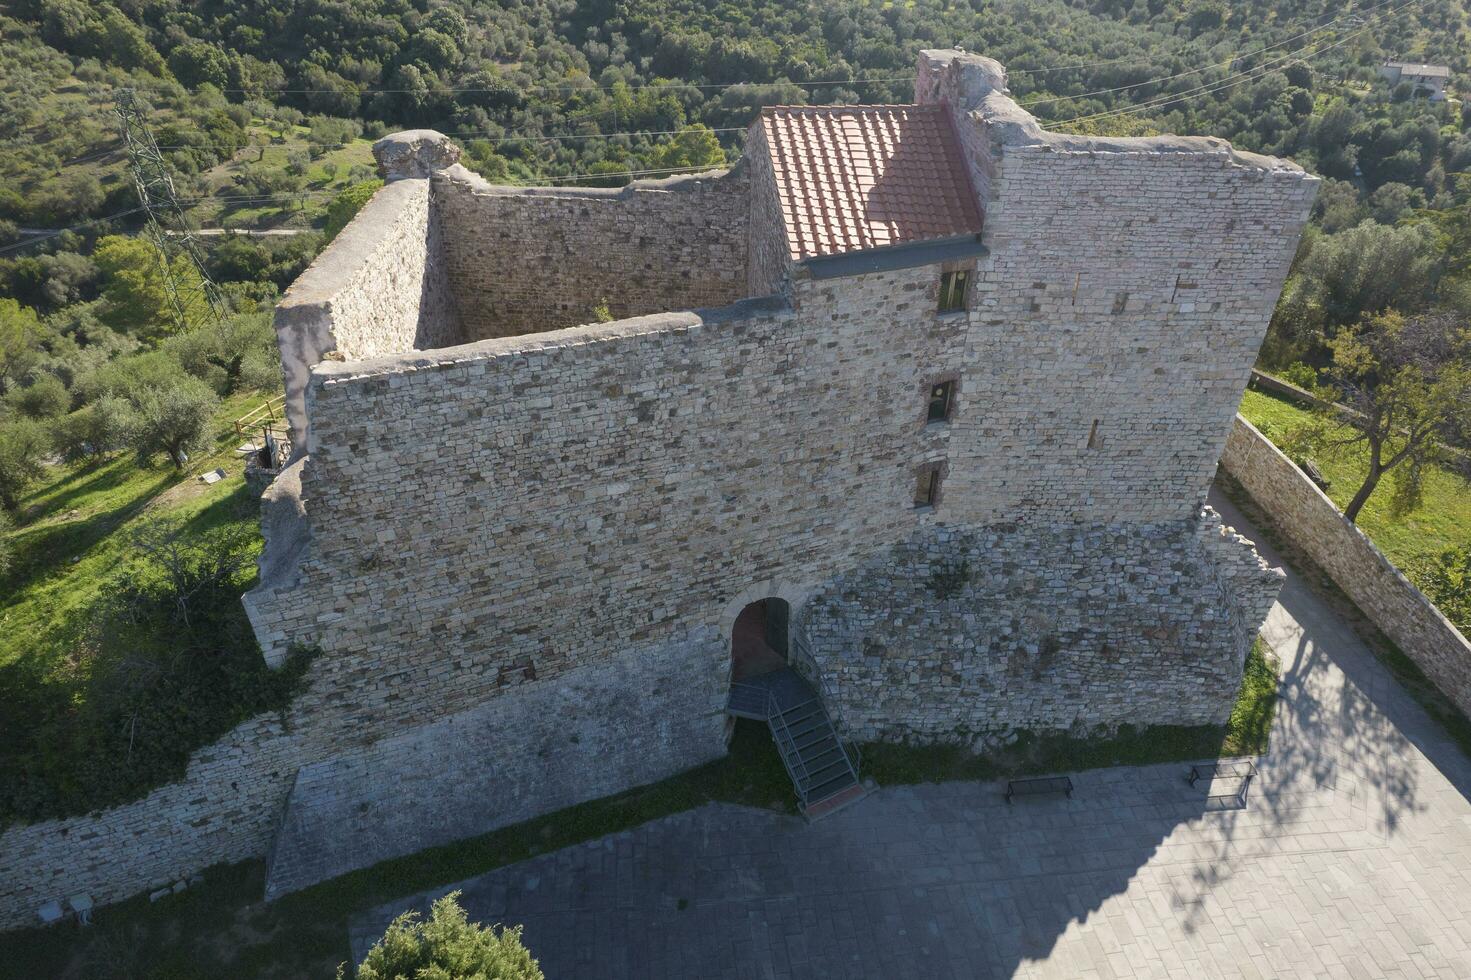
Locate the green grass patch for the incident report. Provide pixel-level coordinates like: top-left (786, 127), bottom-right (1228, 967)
top-left (1238, 388), bottom-right (1471, 574)
top-left (863, 638), bottom-right (1278, 786)
top-left (0, 390), bottom-right (297, 824)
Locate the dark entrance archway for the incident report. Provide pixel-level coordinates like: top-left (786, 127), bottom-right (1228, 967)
top-left (730, 597), bottom-right (790, 682)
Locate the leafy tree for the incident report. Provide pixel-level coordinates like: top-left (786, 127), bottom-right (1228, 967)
top-left (92, 236), bottom-right (207, 342)
top-left (1300, 310), bottom-right (1471, 523)
top-left (1274, 223), bottom-right (1441, 348)
top-left (0, 298), bottom-right (43, 394)
top-left (323, 180), bottom-right (384, 243)
top-left (0, 417), bottom-right (50, 511)
top-left (50, 395), bottom-right (130, 462)
top-left (5, 373), bottom-right (70, 419)
top-left (125, 373), bottom-right (219, 470)
top-left (164, 313), bottom-right (278, 395)
top-left (346, 891), bottom-right (543, 980)
top-left (647, 125), bottom-right (727, 172)
top-left (167, 41), bottom-right (231, 90)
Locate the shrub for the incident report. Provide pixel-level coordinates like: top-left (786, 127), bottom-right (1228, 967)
top-left (5, 372), bottom-right (71, 419)
top-left (323, 179), bottom-right (384, 243)
top-left (125, 374), bottom-right (219, 469)
top-left (0, 416), bottom-right (50, 511)
top-left (50, 396), bottom-right (131, 463)
top-left (347, 891), bottom-right (543, 980)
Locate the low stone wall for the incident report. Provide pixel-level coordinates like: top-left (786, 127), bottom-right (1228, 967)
top-left (800, 510), bottom-right (1282, 739)
top-left (1221, 415), bottom-right (1471, 718)
top-left (436, 164), bottom-right (751, 341)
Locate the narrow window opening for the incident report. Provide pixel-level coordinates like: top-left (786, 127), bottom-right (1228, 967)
top-left (927, 380), bottom-right (955, 423)
top-left (938, 271), bottom-right (969, 313)
top-left (914, 466), bottom-right (942, 508)
top-left (1087, 419), bottom-right (1101, 449)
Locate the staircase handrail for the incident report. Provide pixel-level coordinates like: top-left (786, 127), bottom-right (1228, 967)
top-left (792, 635), bottom-right (863, 780)
top-left (763, 688), bottom-right (811, 808)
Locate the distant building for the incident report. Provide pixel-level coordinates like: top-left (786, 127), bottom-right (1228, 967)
top-left (1381, 61), bottom-right (1450, 101)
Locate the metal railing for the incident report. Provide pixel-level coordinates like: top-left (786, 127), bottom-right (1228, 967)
top-left (792, 633), bottom-right (863, 779)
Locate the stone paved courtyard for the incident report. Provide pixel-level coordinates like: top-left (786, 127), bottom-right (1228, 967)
top-left (350, 491), bottom-right (1471, 978)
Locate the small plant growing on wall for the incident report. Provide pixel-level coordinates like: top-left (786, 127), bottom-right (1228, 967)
top-left (593, 298), bottom-right (614, 322)
top-left (928, 559), bottom-right (972, 600)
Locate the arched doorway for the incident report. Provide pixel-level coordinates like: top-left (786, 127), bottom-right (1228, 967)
top-left (730, 597), bottom-right (790, 682)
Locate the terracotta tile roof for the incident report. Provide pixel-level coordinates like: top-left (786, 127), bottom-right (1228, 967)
top-left (757, 104), bottom-right (984, 262)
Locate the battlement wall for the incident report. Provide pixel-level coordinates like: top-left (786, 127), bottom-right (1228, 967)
top-left (434, 164), bottom-right (753, 341)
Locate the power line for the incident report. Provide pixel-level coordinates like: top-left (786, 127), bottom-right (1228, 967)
top-left (1019, 0), bottom-right (1406, 111)
top-left (1051, 0), bottom-right (1422, 128)
top-left (0, 206), bottom-right (151, 255)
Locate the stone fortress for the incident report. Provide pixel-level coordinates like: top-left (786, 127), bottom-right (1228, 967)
top-left (0, 49), bottom-right (1319, 925)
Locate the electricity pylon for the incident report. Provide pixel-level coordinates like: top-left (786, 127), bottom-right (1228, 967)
top-left (114, 88), bottom-right (225, 330)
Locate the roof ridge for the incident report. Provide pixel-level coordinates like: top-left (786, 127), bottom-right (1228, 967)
top-left (759, 103), bottom-right (939, 114)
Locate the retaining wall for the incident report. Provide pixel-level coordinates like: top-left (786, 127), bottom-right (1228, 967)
top-left (1221, 415), bottom-right (1471, 718)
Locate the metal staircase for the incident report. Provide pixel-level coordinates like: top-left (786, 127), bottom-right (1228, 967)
top-left (727, 667), bottom-right (866, 818)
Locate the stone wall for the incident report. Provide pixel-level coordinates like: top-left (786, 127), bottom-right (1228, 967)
top-left (743, 122), bottom-right (790, 298)
top-left (435, 165), bottom-right (751, 340)
top-left (0, 57), bottom-right (1320, 926)
top-left (263, 631), bottom-right (727, 898)
top-left (1221, 416), bottom-right (1471, 718)
top-left (273, 177), bottom-right (457, 453)
top-left (916, 49), bottom-right (1319, 526)
top-left (799, 509), bottom-right (1280, 739)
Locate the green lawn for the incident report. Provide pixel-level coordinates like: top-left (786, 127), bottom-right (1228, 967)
top-left (1238, 388), bottom-right (1471, 575)
top-left (0, 390), bottom-right (293, 825)
top-left (1, 389), bottom-right (270, 673)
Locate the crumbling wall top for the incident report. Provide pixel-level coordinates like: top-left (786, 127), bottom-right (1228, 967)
top-left (916, 48), bottom-right (1313, 176)
top-left (373, 129), bottom-right (462, 180)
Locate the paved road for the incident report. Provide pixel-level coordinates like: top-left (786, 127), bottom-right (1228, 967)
top-left (351, 490), bottom-right (1471, 978)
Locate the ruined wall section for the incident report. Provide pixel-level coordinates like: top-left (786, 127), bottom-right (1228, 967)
top-left (273, 177), bottom-right (457, 453)
top-left (914, 49), bottom-right (1320, 526)
top-left (435, 165), bottom-right (752, 340)
top-left (799, 509), bottom-right (1279, 738)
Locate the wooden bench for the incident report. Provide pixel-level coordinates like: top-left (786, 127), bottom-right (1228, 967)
top-left (1188, 760), bottom-right (1258, 804)
top-left (1005, 775), bottom-right (1073, 804)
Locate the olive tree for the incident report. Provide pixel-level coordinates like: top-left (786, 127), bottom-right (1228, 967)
top-left (0, 417), bottom-right (50, 511)
top-left (1304, 310), bottom-right (1471, 523)
top-left (126, 375), bottom-right (219, 470)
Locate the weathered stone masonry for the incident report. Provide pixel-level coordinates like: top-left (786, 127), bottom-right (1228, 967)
top-left (0, 50), bottom-right (1317, 927)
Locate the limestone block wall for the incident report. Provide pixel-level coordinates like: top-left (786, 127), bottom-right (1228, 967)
top-left (744, 123), bottom-right (791, 298)
top-left (913, 50), bottom-right (1319, 526)
top-left (1222, 416), bottom-right (1471, 718)
top-left (273, 177), bottom-right (458, 453)
top-left (262, 630), bottom-right (727, 898)
top-left (435, 165), bottom-right (752, 340)
top-left (798, 510), bottom-right (1279, 739)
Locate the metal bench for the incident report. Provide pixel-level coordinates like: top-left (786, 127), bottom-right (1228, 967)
top-left (1005, 775), bottom-right (1074, 804)
top-left (1188, 760), bottom-right (1258, 804)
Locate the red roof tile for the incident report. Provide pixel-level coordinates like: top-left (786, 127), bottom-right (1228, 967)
top-left (757, 104), bottom-right (984, 261)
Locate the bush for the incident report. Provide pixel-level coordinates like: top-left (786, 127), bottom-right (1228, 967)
top-left (0, 416), bottom-right (50, 511)
top-left (323, 179), bottom-right (384, 243)
top-left (125, 374), bottom-right (219, 469)
top-left (50, 396), bottom-right (130, 463)
top-left (347, 891), bottom-right (542, 980)
top-left (5, 372), bottom-right (71, 419)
